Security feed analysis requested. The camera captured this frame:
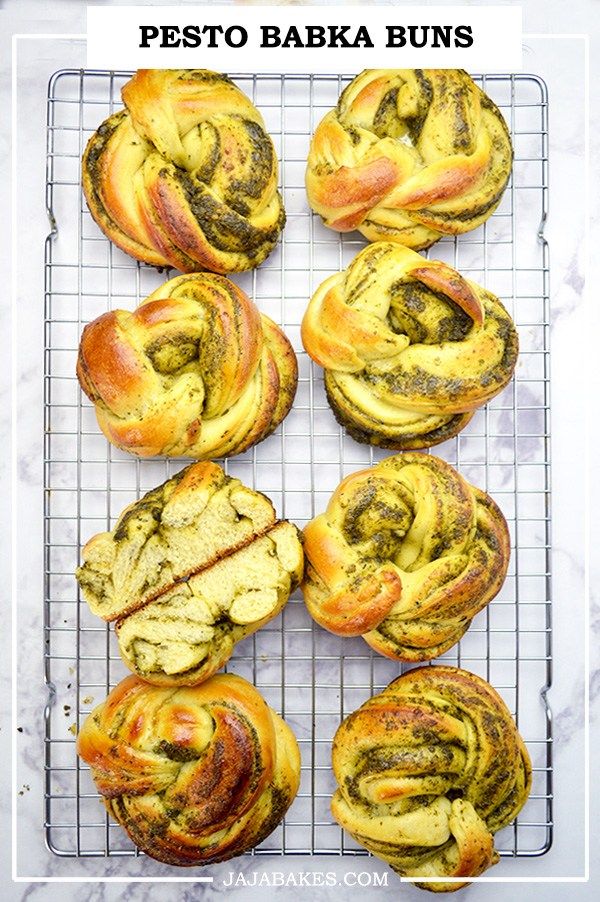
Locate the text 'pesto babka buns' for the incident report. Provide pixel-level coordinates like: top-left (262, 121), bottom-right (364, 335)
top-left (116, 521), bottom-right (303, 686)
top-left (331, 666), bottom-right (531, 891)
top-left (77, 673), bottom-right (301, 866)
top-left (82, 69), bottom-right (285, 273)
top-left (302, 452), bottom-right (510, 661)
top-left (76, 460), bottom-right (303, 622)
top-left (306, 69), bottom-right (512, 250)
top-left (301, 242), bottom-right (518, 451)
top-left (76, 272), bottom-right (297, 460)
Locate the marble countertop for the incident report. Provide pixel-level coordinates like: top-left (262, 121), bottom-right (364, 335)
top-left (5, 0), bottom-right (598, 899)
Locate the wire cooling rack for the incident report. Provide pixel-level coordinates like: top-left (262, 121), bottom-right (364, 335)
top-left (43, 70), bottom-right (552, 867)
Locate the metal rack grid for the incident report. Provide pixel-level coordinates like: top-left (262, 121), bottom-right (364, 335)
top-left (43, 70), bottom-right (552, 868)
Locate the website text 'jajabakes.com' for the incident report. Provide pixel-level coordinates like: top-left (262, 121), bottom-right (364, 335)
top-left (221, 870), bottom-right (389, 888)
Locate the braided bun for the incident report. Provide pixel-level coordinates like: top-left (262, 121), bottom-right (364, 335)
top-left (306, 69), bottom-right (512, 249)
top-left (83, 69), bottom-right (285, 273)
top-left (302, 453), bottom-right (510, 661)
top-left (76, 272), bottom-right (297, 459)
top-left (331, 666), bottom-right (531, 891)
top-left (77, 674), bottom-right (301, 865)
top-left (301, 242), bottom-right (518, 450)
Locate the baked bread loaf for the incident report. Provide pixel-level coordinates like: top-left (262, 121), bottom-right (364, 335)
top-left (302, 453), bottom-right (510, 660)
top-left (301, 242), bottom-right (518, 450)
top-left (331, 666), bottom-right (531, 891)
top-left (306, 69), bottom-right (512, 249)
top-left (76, 272), bottom-right (297, 459)
top-left (77, 673), bottom-right (301, 866)
top-left (76, 461), bottom-right (303, 683)
top-left (82, 69), bottom-right (285, 273)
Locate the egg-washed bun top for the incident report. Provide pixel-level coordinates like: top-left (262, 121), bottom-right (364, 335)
top-left (302, 452), bottom-right (510, 662)
top-left (331, 665), bottom-right (531, 891)
top-left (77, 673), bottom-right (301, 866)
top-left (76, 272), bottom-right (297, 460)
top-left (82, 68), bottom-right (285, 273)
top-left (306, 69), bottom-right (512, 249)
top-left (301, 242), bottom-right (518, 451)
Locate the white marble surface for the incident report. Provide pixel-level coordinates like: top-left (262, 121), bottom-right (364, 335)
top-left (4, 0), bottom-right (599, 899)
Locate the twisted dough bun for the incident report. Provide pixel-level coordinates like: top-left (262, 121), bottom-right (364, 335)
top-left (332, 666), bottom-right (531, 891)
top-left (82, 69), bottom-right (285, 273)
top-left (302, 453), bottom-right (510, 660)
top-left (76, 272), bottom-right (297, 459)
top-left (301, 242), bottom-right (518, 450)
top-left (77, 674), bottom-right (301, 866)
top-left (306, 69), bottom-right (512, 249)
top-left (77, 461), bottom-right (303, 683)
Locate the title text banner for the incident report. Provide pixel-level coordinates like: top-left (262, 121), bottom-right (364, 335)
top-left (86, 5), bottom-right (523, 72)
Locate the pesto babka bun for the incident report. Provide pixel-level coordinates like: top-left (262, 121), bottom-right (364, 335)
top-left (306, 69), bottom-right (512, 250)
top-left (76, 272), bottom-right (297, 459)
top-left (76, 461), bottom-right (304, 685)
top-left (331, 666), bottom-right (531, 891)
top-left (77, 673), bottom-right (301, 866)
top-left (82, 69), bottom-right (285, 273)
top-left (301, 242), bottom-right (518, 450)
top-left (302, 452), bottom-right (510, 662)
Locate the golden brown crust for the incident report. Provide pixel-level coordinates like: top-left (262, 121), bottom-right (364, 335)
top-left (302, 242), bottom-right (518, 451)
top-left (306, 69), bottom-right (512, 249)
top-left (77, 674), bottom-right (301, 866)
top-left (77, 272), bottom-right (297, 459)
top-left (301, 453), bottom-right (510, 661)
top-left (331, 665), bottom-right (531, 891)
top-left (82, 69), bottom-right (285, 273)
